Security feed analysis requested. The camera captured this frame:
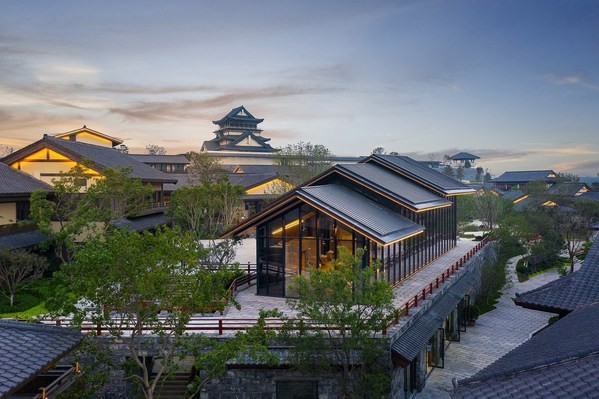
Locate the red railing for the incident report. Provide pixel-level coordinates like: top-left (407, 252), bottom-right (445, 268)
top-left (382, 236), bottom-right (490, 334)
top-left (47, 239), bottom-right (490, 336)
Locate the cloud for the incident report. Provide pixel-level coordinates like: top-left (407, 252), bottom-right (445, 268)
top-left (553, 159), bottom-right (599, 174)
top-left (108, 85), bottom-right (344, 122)
top-left (543, 73), bottom-right (599, 91)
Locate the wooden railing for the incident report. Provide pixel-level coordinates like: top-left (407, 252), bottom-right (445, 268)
top-left (47, 239), bottom-right (490, 336)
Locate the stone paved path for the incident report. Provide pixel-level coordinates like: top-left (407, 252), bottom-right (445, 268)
top-left (414, 256), bottom-right (580, 398)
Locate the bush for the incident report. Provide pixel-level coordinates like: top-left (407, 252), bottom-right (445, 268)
top-left (516, 263), bottom-right (529, 276)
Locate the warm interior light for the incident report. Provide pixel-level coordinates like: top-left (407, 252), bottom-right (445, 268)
top-left (271, 218), bottom-right (301, 235)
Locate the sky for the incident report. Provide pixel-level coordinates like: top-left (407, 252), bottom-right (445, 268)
top-left (1, 0), bottom-right (598, 177)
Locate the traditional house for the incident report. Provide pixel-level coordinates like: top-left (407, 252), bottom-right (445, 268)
top-left (0, 163), bottom-right (52, 250)
top-left (2, 131), bottom-right (176, 209)
top-left (222, 154), bottom-right (475, 297)
top-left (492, 170), bottom-right (557, 191)
top-left (448, 152), bottom-right (480, 167)
top-left (130, 154), bottom-right (190, 174)
top-left (1, 129), bottom-right (178, 233)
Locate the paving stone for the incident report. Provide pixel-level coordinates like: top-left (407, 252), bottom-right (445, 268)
top-left (414, 256), bottom-right (582, 398)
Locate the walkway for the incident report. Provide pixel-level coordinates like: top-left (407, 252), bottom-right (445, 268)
top-left (414, 256), bottom-right (580, 398)
top-left (226, 240), bottom-right (478, 319)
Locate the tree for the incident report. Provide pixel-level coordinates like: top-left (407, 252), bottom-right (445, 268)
top-left (548, 204), bottom-right (594, 273)
top-left (475, 167), bottom-right (484, 182)
top-left (473, 190), bottom-right (513, 230)
top-left (283, 247), bottom-right (394, 398)
top-left (464, 159), bottom-right (472, 168)
top-left (484, 171), bottom-right (492, 183)
top-left (145, 144), bottom-right (167, 155)
top-left (273, 142), bottom-right (333, 187)
top-left (50, 227), bottom-right (239, 399)
top-left (371, 147), bottom-right (385, 155)
top-left (169, 179), bottom-right (244, 238)
top-left (555, 172), bottom-right (580, 183)
top-left (30, 165), bottom-right (153, 263)
top-left (186, 152), bottom-right (227, 183)
top-left (443, 164), bottom-right (454, 178)
top-left (181, 309), bottom-right (280, 397)
top-left (456, 165), bottom-right (465, 181)
top-left (0, 249), bottom-right (48, 307)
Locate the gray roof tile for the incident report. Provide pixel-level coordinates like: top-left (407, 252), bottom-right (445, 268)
top-left (0, 230), bottom-right (48, 250)
top-left (3, 136), bottom-right (177, 184)
top-left (298, 184), bottom-right (424, 245)
top-left (453, 301), bottom-right (599, 399)
top-left (0, 320), bottom-right (83, 397)
top-left (0, 163), bottom-right (52, 196)
top-left (364, 155), bottom-right (475, 195)
top-left (513, 240), bottom-right (599, 314)
top-left (129, 154), bottom-right (190, 164)
top-left (333, 164), bottom-right (451, 210)
top-left (493, 170), bottom-right (556, 184)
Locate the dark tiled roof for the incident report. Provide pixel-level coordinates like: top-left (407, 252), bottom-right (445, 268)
top-left (113, 213), bottom-right (172, 232)
top-left (226, 164), bottom-right (277, 174)
top-left (228, 173), bottom-right (278, 189)
top-left (453, 301), bottom-right (599, 398)
top-left (492, 170), bottom-right (556, 184)
top-left (501, 190), bottom-right (527, 202)
top-left (0, 163), bottom-right (52, 196)
top-left (513, 240), bottom-right (599, 314)
top-left (212, 105), bottom-right (264, 125)
top-left (129, 154), bottom-right (190, 165)
top-left (298, 184), bottom-right (424, 245)
top-left (364, 155), bottom-right (475, 195)
top-left (163, 173), bottom-right (194, 192)
top-left (580, 191), bottom-right (599, 202)
top-left (0, 320), bottom-right (83, 398)
top-left (449, 152), bottom-right (480, 161)
top-left (547, 182), bottom-right (591, 196)
top-left (332, 164), bottom-right (451, 210)
top-left (3, 137), bottom-right (177, 184)
top-left (202, 131), bottom-right (276, 152)
top-left (0, 230), bottom-right (48, 250)
top-left (392, 271), bottom-right (475, 362)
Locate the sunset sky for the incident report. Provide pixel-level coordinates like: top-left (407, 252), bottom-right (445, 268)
top-left (1, 0), bottom-right (598, 177)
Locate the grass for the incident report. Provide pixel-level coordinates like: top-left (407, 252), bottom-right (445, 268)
top-left (0, 278), bottom-right (52, 319)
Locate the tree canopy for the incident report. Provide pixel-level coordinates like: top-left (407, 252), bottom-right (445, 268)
top-left (284, 247), bottom-right (394, 398)
top-left (272, 141), bottom-right (333, 187)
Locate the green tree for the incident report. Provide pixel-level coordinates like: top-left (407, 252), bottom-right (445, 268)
top-left (371, 147), bottom-right (385, 155)
top-left (186, 151), bottom-right (227, 183)
top-left (50, 227), bottom-right (238, 399)
top-left (169, 179), bottom-right (244, 238)
top-left (145, 144), bottom-right (167, 155)
top-left (473, 190), bottom-right (513, 230)
top-left (181, 309), bottom-right (280, 397)
top-left (30, 165), bottom-right (152, 263)
top-left (442, 164), bottom-right (454, 178)
top-left (273, 141), bottom-right (333, 187)
top-left (456, 165), bottom-right (465, 181)
top-left (0, 249), bottom-right (48, 307)
top-left (475, 167), bottom-right (484, 182)
top-left (284, 247), bottom-right (394, 398)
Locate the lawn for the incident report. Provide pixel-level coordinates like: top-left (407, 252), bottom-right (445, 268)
top-left (0, 278), bottom-right (51, 319)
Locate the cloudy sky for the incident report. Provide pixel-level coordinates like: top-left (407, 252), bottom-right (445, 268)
top-left (1, 0), bottom-right (598, 176)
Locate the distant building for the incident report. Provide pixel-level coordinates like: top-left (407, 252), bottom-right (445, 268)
top-left (492, 170), bottom-right (557, 191)
top-left (448, 152), bottom-right (480, 167)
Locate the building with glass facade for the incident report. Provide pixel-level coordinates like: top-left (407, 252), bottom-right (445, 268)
top-left (224, 154), bottom-right (475, 298)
